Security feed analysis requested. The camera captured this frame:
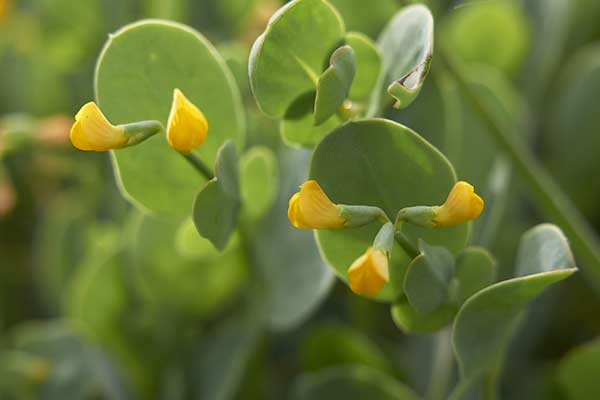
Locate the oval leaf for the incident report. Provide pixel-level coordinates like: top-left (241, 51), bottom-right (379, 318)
top-left (391, 301), bottom-right (456, 334)
top-left (95, 20), bottom-right (244, 218)
top-left (281, 92), bottom-right (343, 148)
top-left (310, 119), bottom-right (469, 301)
top-left (249, 0), bottom-right (345, 117)
top-left (346, 32), bottom-right (383, 103)
top-left (558, 338), bottom-right (600, 399)
top-left (193, 141), bottom-right (240, 250)
top-left (240, 146), bottom-right (279, 221)
top-left (404, 240), bottom-right (456, 314)
top-left (377, 4), bottom-right (434, 110)
top-left (454, 247), bottom-right (497, 304)
top-left (453, 224), bottom-right (577, 378)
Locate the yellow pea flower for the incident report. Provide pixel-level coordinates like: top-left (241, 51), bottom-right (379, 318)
top-left (347, 247), bottom-right (389, 296)
top-left (288, 180), bottom-right (346, 229)
top-left (70, 102), bottom-right (128, 151)
top-left (166, 88), bottom-right (208, 153)
top-left (433, 181), bottom-right (484, 227)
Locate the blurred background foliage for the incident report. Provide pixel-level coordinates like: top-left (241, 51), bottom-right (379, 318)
top-left (2, 0), bottom-right (600, 399)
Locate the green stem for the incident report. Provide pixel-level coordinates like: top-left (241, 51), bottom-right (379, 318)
top-left (441, 52), bottom-right (600, 289)
top-left (394, 230), bottom-right (419, 258)
top-left (180, 152), bottom-right (214, 181)
top-left (426, 327), bottom-right (454, 400)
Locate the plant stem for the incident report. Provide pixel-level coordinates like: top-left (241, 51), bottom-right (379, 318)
top-left (441, 52), bottom-right (600, 289)
top-left (426, 327), bottom-right (454, 400)
top-left (394, 231), bottom-right (419, 258)
top-left (180, 152), bottom-right (214, 181)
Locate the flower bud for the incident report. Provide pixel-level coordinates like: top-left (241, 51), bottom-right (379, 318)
top-left (70, 102), bottom-right (128, 151)
top-left (287, 180), bottom-right (346, 229)
top-left (166, 89), bottom-right (208, 153)
top-left (433, 181), bottom-right (484, 227)
top-left (348, 247), bottom-right (389, 296)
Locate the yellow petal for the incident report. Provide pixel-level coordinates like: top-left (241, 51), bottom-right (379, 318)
top-left (347, 247), bottom-right (389, 295)
top-left (166, 88), bottom-right (208, 153)
top-left (287, 180), bottom-right (346, 229)
top-left (433, 181), bottom-right (484, 227)
top-left (70, 102), bottom-right (127, 151)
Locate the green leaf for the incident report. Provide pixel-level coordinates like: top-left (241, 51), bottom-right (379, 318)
top-left (240, 146), bottom-right (279, 220)
top-left (314, 45), bottom-right (355, 125)
top-left (174, 218), bottom-right (224, 260)
top-left (441, 0), bottom-right (531, 76)
top-left (558, 338), bottom-right (600, 399)
top-left (454, 247), bottom-right (497, 304)
top-left (193, 141), bottom-right (240, 250)
top-left (6, 321), bottom-right (128, 400)
top-left (377, 4), bottom-right (434, 110)
top-left (546, 46), bottom-right (600, 223)
top-left (391, 301), bottom-right (456, 334)
top-left (345, 32), bottom-right (382, 103)
top-left (515, 224), bottom-right (576, 276)
top-left (290, 365), bottom-right (419, 400)
top-left (249, 148), bottom-right (334, 330)
top-left (311, 119), bottom-right (469, 302)
top-left (281, 92), bottom-right (343, 148)
top-left (193, 300), bottom-right (264, 400)
top-left (327, 0), bottom-right (398, 38)
top-left (453, 224), bottom-right (577, 379)
top-left (404, 240), bottom-right (455, 314)
top-left (133, 214), bottom-right (247, 318)
top-left (300, 322), bottom-right (393, 373)
top-left (249, 0), bottom-right (345, 117)
top-left (95, 20), bottom-right (244, 218)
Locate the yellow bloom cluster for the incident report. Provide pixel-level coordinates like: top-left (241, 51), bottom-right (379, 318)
top-left (287, 179), bottom-right (484, 297)
top-left (70, 89), bottom-right (208, 153)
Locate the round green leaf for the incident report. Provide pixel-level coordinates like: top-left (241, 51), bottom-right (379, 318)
top-left (95, 20), bottom-right (245, 219)
top-left (240, 146), bottom-right (279, 220)
top-left (345, 32), bottom-right (382, 103)
top-left (404, 241), bottom-right (455, 314)
top-left (327, 0), bottom-right (398, 38)
top-left (391, 301), bottom-right (456, 334)
top-left (453, 224), bottom-right (577, 378)
top-left (281, 92), bottom-right (342, 148)
top-left (132, 214), bottom-right (247, 318)
top-left (175, 218), bottom-right (225, 260)
top-left (310, 119), bottom-right (469, 302)
top-left (290, 365), bottom-right (419, 400)
top-left (558, 338), bottom-right (600, 399)
top-left (249, 0), bottom-right (345, 117)
top-left (377, 4), bottom-right (434, 110)
top-left (441, 0), bottom-right (531, 76)
top-left (454, 247), bottom-right (496, 304)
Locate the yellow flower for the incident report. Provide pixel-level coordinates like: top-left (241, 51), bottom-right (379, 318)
top-left (347, 247), bottom-right (389, 296)
top-left (433, 181), bottom-right (484, 227)
top-left (288, 180), bottom-right (346, 229)
top-left (70, 102), bottom-right (128, 151)
top-left (166, 88), bottom-right (208, 153)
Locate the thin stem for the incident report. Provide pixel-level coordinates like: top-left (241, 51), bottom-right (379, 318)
top-left (441, 52), bottom-right (600, 289)
top-left (426, 327), bottom-right (454, 400)
top-left (180, 152), bottom-right (214, 181)
top-left (394, 230), bottom-right (419, 258)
